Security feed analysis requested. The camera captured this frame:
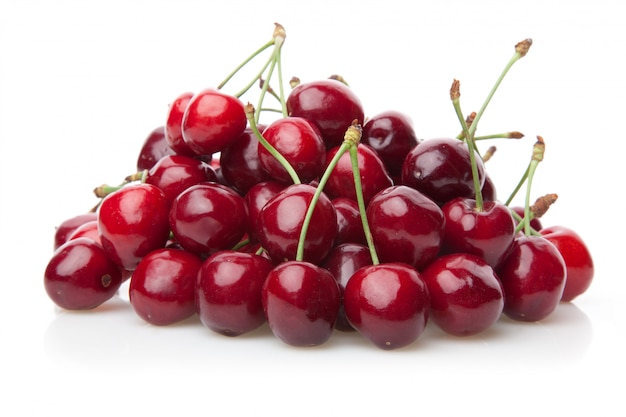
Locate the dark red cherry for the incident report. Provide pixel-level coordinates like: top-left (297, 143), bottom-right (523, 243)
top-left (481, 174), bottom-right (498, 202)
top-left (343, 262), bottom-right (429, 350)
top-left (145, 154), bottom-right (217, 205)
top-left (420, 253), bottom-right (504, 336)
top-left (98, 183), bottom-right (170, 271)
top-left (440, 197), bottom-right (516, 268)
top-left (258, 117), bottom-right (326, 184)
top-left (136, 126), bottom-right (176, 172)
top-left (361, 110), bottom-right (420, 178)
top-left (44, 237), bottom-right (123, 310)
top-left (496, 235), bottom-right (566, 321)
top-left (286, 79), bottom-right (365, 148)
top-left (366, 185), bottom-right (444, 270)
top-left (320, 243), bottom-right (373, 331)
top-left (196, 250), bottom-right (274, 336)
top-left (323, 143), bottom-right (393, 206)
top-left (540, 225), bottom-right (594, 302)
top-left (243, 180), bottom-right (285, 243)
top-left (332, 197), bottom-right (366, 246)
top-left (181, 88), bottom-right (247, 155)
top-left (164, 92), bottom-right (196, 156)
top-left (401, 137), bottom-right (485, 206)
top-left (257, 183), bottom-right (337, 264)
top-left (129, 247), bottom-right (203, 326)
top-left (53, 212), bottom-right (98, 250)
top-left (220, 126), bottom-right (272, 194)
top-left (169, 182), bottom-right (248, 257)
top-left (262, 260), bottom-right (340, 346)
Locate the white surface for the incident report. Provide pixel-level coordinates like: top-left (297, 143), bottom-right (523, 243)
top-left (1, 0), bottom-right (624, 416)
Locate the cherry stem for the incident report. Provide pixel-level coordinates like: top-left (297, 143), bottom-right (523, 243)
top-left (522, 136), bottom-right (545, 235)
top-left (254, 23), bottom-right (287, 124)
top-left (504, 164), bottom-right (530, 206)
top-left (474, 131), bottom-right (524, 140)
top-left (451, 79), bottom-right (484, 211)
top-left (217, 39), bottom-right (274, 91)
top-left (245, 103), bottom-right (301, 184)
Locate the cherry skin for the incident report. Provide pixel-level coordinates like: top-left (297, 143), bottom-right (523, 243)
top-left (67, 220), bottom-right (101, 246)
top-left (53, 212), bottom-right (98, 250)
top-left (540, 225), bottom-right (594, 302)
top-left (286, 78), bottom-right (365, 148)
top-left (257, 183), bottom-right (337, 264)
top-left (98, 183), bottom-right (171, 271)
top-left (420, 253), bottom-right (504, 336)
top-left (440, 197), bottom-right (516, 268)
top-left (343, 262), bottom-right (430, 350)
top-left (401, 137), bottom-right (486, 206)
top-left (258, 117), bottom-right (326, 184)
top-left (496, 235), bottom-right (566, 322)
top-left (181, 88), bottom-right (247, 156)
top-left (361, 110), bottom-right (420, 178)
top-left (169, 182), bottom-right (248, 258)
top-left (219, 126), bottom-right (272, 194)
top-left (196, 250), bottom-right (274, 336)
top-left (332, 197), bottom-right (366, 246)
top-left (262, 260), bottom-right (340, 346)
top-left (243, 180), bottom-right (285, 243)
top-left (136, 126), bottom-right (176, 172)
top-left (129, 247), bottom-right (203, 326)
top-left (366, 185), bottom-right (445, 270)
top-left (481, 174), bottom-right (498, 202)
top-left (320, 243), bottom-right (373, 331)
top-left (44, 237), bottom-right (123, 310)
top-left (164, 91), bottom-right (196, 156)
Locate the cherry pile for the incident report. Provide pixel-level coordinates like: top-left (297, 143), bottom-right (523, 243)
top-left (45, 24), bottom-right (595, 350)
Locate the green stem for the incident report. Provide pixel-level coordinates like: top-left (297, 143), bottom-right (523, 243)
top-left (232, 52), bottom-right (275, 99)
top-left (522, 136), bottom-right (545, 236)
top-left (474, 131), bottom-right (524, 140)
top-left (504, 163), bottom-right (530, 206)
top-left (217, 39), bottom-right (274, 90)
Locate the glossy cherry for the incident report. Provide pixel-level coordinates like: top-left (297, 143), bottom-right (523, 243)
top-left (420, 253), bottom-right (504, 336)
top-left (164, 92), bottom-right (196, 156)
top-left (219, 126), bottom-right (272, 194)
top-left (343, 262), bottom-right (430, 350)
top-left (262, 260), bottom-right (340, 346)
top-left (243, 180), bottom-right (285, 243)
top-left (44, 237), bottom-right (123, 310)
top-left (496, 235), bottom-right (566, 321)
top-left (169, 182), bottom-right (248, 257)
top-left (332, 197), bottom-right (366, 246)
top-left (366, 185), bottom-right (445, 270)
top-left (401, 137), bottom-right (486, 206)
top-left (98, 183), bottom-right (171, 271)
top-left (53, 212), bottom-right (98, 250)
top-left (182, 88), bottom-right (247, 155)
top-left (129, 247), bottom-right (203, 326)
top-left (540, 225), bottom-right (594, 302)
top-left (286, 79), bottom-right (365, 148)
top-left (67, 220), bottom-right (101, 245)
top-left (196, 250), bottom-right (274, 336)
top-left (136, 126), bottom-right (176, 172)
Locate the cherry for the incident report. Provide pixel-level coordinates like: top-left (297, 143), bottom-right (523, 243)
top-left (540, 225), bottom-right (594, 302)
top-left (343, 262), bottom-right (430, 350)
top-left (323, 143), bottom-right (393, 206)
top-left (496, 235), bottom-right (566, 321)
top-left (44, 237), bottom-right (123, 310)
top-left (136, 126), bottom-right (176, 172)
top-left (401, 137), bottom-right (486, 206)
top-left (98, 183), bottom-right (171, 271)
top-left (129, 247), bottom-right (203, 326)
top-left (169, 182), bottom-right (248, 257)
top-left (243, 180), bottom-right (285, 243)
top-left (219, 126), bottom-right (272, 194)
top-left (262, 260), bottom-right (340, 346)
top-left (361, 110), bottom-right (420, 178)
top-left (53, 212), bottom-right (98, 250)
top-left (286, 79), bottom-right (365, 148)
top-left (366, 185), bottom-right (445, 270)
top-left (181, 88), bottom-right (247, 155)
top-left (440, 197), bottom-right (516, 268)
top-left (320, 243), bottom-right (372, 331)
top-left (481, 174), bottom-right (498, 202)
top-left (257, 183), bottom-right (337, 264)
top-left (67, 220), bottom-right (101, 245)
top-left (258, 117), bottom-right (326, 184)
top-left (196, 250), bottom-right (274, 336)
top-left (164, 91), bottom-right (197, 156)
top-left (332, 197), bottom-right (366, 246)
top-left (420, 253), bottom-right (504, 336)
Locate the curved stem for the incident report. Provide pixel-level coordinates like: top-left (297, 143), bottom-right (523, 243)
top-left (504, 163), bottom-right (530, 206)
top-left (218, 39), bottom-right (274, 90)
top-left (233, 52), bottom-right (275, 99)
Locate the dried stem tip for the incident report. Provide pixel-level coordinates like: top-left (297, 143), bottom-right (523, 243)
top-left (450, 79), bottom-right (461, 101)
top-left (329, 74), bottom-right (349, 86)
top-left (532, 136), bottom-right (545, 162)
top-left (344, 120), bottom-right (363, 146)
top-left (482, 146), bottom-right (497, 162)
top-left (531, 193), bottom-right (558, 219)
top-left (289, 76), bottom-right (300, 89)
top-left (515, 38), bottom-right (533, 57)
top-left (273, 23), bottom-right (286, 45)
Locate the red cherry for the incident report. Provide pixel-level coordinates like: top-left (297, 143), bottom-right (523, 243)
top-left (219, 126), bottom-right (272, 194)
top-left (343, 262), bottom-right (429, 350)
top-left (286, 79), bottom-right (365, 148)
top-left (243, 180), bottom-right (285, 243)
top-left (164, 92), bottom-right (196, 156)
top-left (332, 197), bottom-right (366, 246)
top-left (262, 260), bottom-right (340, 346)
top-left (496, 235), bottom-right (566, 321)
top-left (196, 250), bottom-right (274, 336)
top-left (481, 174), bottom-right (498, 202)
top-left (366, 185), bottom-right (444, 270)
top-left (98, 183), bottom-right (171, 271)
top-left (67, 220), bottom-right (101, 246)
top-left (181, 88), bottom-right (247, 155)
top-left (540, 225), bottom-right (594, 302)
top-left (53, 212), bottom-right (98, 250)
top-left (420, 253), bottom-right (504, 336)
top-left (44, 237), bottom-right (123, 310)
top-left (136, 126), bottom-right (176, 172)
top-left (129, 248), bottom-right (203, 326)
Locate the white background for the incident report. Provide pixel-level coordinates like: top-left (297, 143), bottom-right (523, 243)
top-left (1, 0), bottom-right (624, 415)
